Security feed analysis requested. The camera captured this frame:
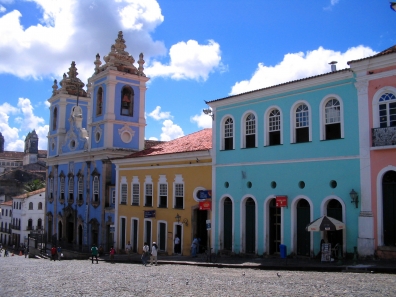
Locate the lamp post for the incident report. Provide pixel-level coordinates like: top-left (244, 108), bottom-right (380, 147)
top-left (349, 189), bottom-right (359, 208)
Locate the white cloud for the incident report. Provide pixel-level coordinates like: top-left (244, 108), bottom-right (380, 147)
top-left (230, 45), bottom-right (377, 95)
top-left (0, 5), bottom-right (6, 13)
top-left (0, 98), bottom-right (48, 151)
top-left (148, 136), bottom-right (158, 141)
top-left (145, 39), bottom-right (223, 81)
top-left (160, 119), bottom-right (184, 141)
top-left (190, 111), bottom-right (212, 129)
top-left (148, 106), bottom-right (172, 120)
top-left (0, 0), bottom-right (167, 82)
top-left (324, 0), bottom-right (340, 10)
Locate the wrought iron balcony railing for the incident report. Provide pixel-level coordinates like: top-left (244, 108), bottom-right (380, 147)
top-left (372, 126), bottom-right (396, 147)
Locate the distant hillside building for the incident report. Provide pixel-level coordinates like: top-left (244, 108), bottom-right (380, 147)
top-left (0, 130), bottom-right (47, 200)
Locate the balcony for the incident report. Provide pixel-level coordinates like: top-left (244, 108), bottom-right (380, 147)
top-left (26, 226), bottom-right (33, 231)
top-left (11, 224), bottom-right (21, 230)
top-left (372, 127), bottom-right (396, 147)
top-left (0, 227), bottom-right (11, 234)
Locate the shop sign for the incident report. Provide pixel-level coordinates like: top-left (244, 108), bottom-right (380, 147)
top-left (197, 190), bottom-right (212, 200)
top-left (144, 210), bottom-right (156, 218)
top-left (276, 195), bottom-right (288, 208)
top-left (199, 200), bottom-right (212, 210)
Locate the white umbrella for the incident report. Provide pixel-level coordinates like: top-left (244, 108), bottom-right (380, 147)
top-left (305, 215), bottom-right (345, 232)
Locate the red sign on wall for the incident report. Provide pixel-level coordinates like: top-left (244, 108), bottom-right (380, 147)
top-left (276, 196), bottom-right (288, 208)
top-left (199, 201), bottom-right (212, 210)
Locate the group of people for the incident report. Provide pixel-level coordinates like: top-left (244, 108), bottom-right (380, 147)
top-left (141, 241), bottom-right (158, 266)
top-left (50, 246), bottom-right (62, 261)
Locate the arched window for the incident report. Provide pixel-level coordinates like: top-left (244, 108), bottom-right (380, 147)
top-left (38, 202), bottom-right (42, 210)
top-left (78, 176), bottom-right (84, 201)
top-left (53, 107), bottom-right (57, 130)
top-left (223, 117), bottom-right (234, 150)
top-left (69, 176), bottom-right (74, 200)
top-left (96, 87), bottom-right (103, 116)
top-left (60, 176), bottom-right (65, 200)
top-left (268, 108), bottom-right (281, 146)
top-left (29, 202), bottom-right (33, 210)
top-left (120, 86), bottom-right (134, 116)
top-left (37, 218), bottom-right (42, 230)
top-left (93, 176), bottom-right (99, 202)
top-left (243, 113), bottom-right (256, 148)
top-left (324, 98), bottom-right (341, 140)
top-left (293, 103), bottom-right (310, 143)
top-left (28, 219), bottom-right (33, 230)
top-left (379, 93), bottom-right (396, 128)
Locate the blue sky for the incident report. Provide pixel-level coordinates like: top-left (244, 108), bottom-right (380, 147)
top-left (0, 0), bottom-right (395, 151)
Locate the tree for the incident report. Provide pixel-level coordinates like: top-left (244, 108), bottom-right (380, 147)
top-left (24, 179), bottom-right (45, 192)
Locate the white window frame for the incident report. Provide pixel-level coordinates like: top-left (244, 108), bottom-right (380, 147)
top-left (132, 176), bottom-right (140, 206)
top-left (264, 106), bottom-right (283, 146)
top-left (319, 94), bottom-right (344, 140)
top-left (144, 176), bottom-right (153, 207)
top-left (68, 176), bottom-right (74, 200)
top-left (78, 176), bottom-right (83, 200)
top-left (60, 176), bottom-right (65, 199)
top-left (157, 220), bottom-right (168, 252)
top-left (120, 177), bottom-right (128, 205)
top-left (173, 174), bottom-right (184, 209)
top-left (372, 87), bottom-right (396, 128)
top-left (93, 176), bottom-right (99, 202)
top-left (221, 115), bottom-right (235, 150)
top-left (240, 111), bottom-right (257, 148)
top-left (290, 101), bottom-right (312, 143)
top-left (158, 175), bottom-right (168, 208)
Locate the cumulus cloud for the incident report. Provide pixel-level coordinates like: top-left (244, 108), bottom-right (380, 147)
top-left (148, 106), bottom-right (172, 120)
top-left (0, 5), bottom-right (6, 13)
top-left (145, 39), bottom-right (223, 81)
top-left (0, 98), bottom-right (48, 151)
top-left (190, 111), bottom-right (212, 129)
top-left (230, 45), bottom-right (377, 95)
top-left (0, 0), bottom-right (167, 81)
top-left (160, 119), bottom-right (184, 141)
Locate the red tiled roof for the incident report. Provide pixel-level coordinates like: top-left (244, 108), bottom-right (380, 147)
top-left (347, 44), bottom-right (396, 65)
top-left (144, 140), bottom-right (165, 149)
top-left (0, 200), bottom-right (12, 206)
top-left (0, 151), bottom-right (25, 159)
top-left (121, 129), bottom-right (212, 159)
top-left (13, 187), bottom-right (46, 199)
top-left (206, 69), bottom-right (352, 104)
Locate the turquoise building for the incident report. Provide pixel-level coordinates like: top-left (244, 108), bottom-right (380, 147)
top-left (207, 67), bottom-right (361, 257)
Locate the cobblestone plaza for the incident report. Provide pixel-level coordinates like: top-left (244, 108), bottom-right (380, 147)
top-left (0, 256), bottom-right (395, 296)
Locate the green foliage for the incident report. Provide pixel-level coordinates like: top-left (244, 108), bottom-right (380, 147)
top-left (24, 179), bottom-right (45, 193)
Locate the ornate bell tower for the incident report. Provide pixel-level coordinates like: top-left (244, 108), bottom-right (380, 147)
top-left (88, 31), bottom-right (149, 152)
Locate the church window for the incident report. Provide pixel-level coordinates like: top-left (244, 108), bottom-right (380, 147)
top-left (96, 87), bottom-right (103, 116)
top-left (78, 176), bottom-right (83, 201)
top-left (68, 176), bottom-right (74, 200)
top-left (120, 86), bottom-right (134, 116)
top-left (93, 176), bottom-right (99, 202)
top-left (53, 107), bottom-right (57, 130)
top-left (60, 177), bottom-right (65, 200)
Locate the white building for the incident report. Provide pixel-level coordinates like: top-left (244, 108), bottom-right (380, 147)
top-left (0, 200), bottom-right (12, 245)
top-left (10, 188), bottom-right (46, 247)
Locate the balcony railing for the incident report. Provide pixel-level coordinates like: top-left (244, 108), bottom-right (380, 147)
top-left (372, 126), bottom-right (396, 147)
top-left (10, 224), bottom-right (21, 230)
top-left (0, 227), bottom-right (11, 234)
top-left (26, 226), bottom-right (33, 231)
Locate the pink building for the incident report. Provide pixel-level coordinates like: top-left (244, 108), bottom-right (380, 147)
top-left (349, 45), bottom-right (396, 258)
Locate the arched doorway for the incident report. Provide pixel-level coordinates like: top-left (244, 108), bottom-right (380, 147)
top-left (58, 221), bottom-right (63, 240)
top-left (223, 197), bottom-right (233, 251)
top-left (296, 199), bottom-right (311, 256)
top-left (245, 198), bottom-right (255, 254)
top-left (66, 215), bottom-right (74, 243)
top-left (383, 170), bottom-right (396, 246)
top-left (78, 225), bottom-right (83, 246)
top-left (327, 199), bottom-right (343, 253)
top-left (269, 198), bottom-right (281, 254)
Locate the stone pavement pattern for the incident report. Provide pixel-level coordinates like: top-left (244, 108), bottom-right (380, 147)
top-left (0, 256), bottom-right (395, 297)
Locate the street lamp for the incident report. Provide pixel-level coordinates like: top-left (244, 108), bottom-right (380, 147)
top-left (349, 189), bottom-right (359, 208)
top-left (174, 213), bottom-right (188, 226)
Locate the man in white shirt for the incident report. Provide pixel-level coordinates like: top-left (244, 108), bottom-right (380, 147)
top-left (151, 242), bottom-right (158, 266)
top-left (174, 235), bottom-right (181, 254)
top-left (125, 241), bottom-right (132, 254)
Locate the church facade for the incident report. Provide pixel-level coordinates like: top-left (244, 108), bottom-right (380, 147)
top-left (45, 32), bottom-right (149, 251)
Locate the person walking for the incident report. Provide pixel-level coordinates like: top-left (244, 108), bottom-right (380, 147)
top-left (191, 236), bottom-right (199, 257)
top-left (150, 242), bottom-right (158, 266)
top-left (174, 235), bottom-right (181, 254)
top-left (141, 242), bottom-right (149, 266)
top-left (57, 246), bottom-right (62, 261)
top-left (91, 244), bottom-right (99, 264)
top-left (24, 246), bottom-right (28, 258)
top-left (109, 246), bottom-right (115, 264)
top-left (50, 246), bottom-right (57, 261)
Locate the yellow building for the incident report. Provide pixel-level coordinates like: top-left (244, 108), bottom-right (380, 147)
top-left (112, 129), bottom-right (212, 256)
